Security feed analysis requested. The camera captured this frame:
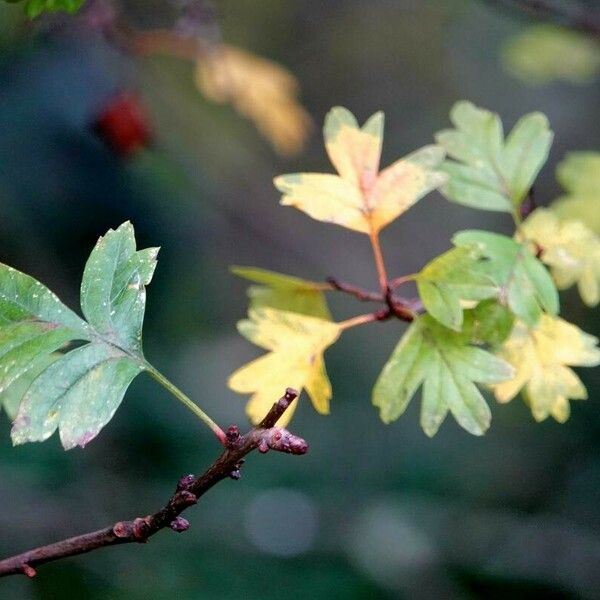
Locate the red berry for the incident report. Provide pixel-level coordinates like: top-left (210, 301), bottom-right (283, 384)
top-left (93, 92), bottom-right (152, 157)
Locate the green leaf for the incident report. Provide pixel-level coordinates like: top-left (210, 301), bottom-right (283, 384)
top-left (231, 266), bottom-right (331, 319)
top-left (81, 222), bottom-right (159, 354)
top-left (373, 316), bottom-right (514, 436)
top-left (502, 25), bottom-right (600, 85)
top-left (1, 353), bottom-right (59, 420)
top-left (416, 247), bottom-right (498, 331)
top-left (21, 0), bottom-right (84, 18)
top-left (435, 101), bottom-right (553, 212)
top-left (3, 222), bottom-right (157, 450)
top-left (463, 300), bottom-right (515, 346)
top-left (453, 230), bottom-right (558, 326)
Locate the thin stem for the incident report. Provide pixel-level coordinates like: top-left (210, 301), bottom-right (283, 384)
top-left (338, 312), bottom-right (383, 331)
top-left (368, 229), bottom-right (388, 294)
top-left (388, 273), bottom-right (417, 289)
top-left (146, 366), bottom-right (226, 444)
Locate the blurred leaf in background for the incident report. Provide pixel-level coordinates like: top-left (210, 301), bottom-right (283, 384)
top-left (502, 24), bottom-right (600, 85)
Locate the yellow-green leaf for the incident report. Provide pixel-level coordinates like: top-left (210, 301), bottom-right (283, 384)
top-left (551, 152), bottom-right (600, 234)
top-left (520, 208), bottom-right (600, 306)
top-left (274, 107), bottom-right (446, 234)
top-left (502, 25), bottom-right (600, 85)
top-left (228, 308), bottom-right (341, 426)
top-left (492, 315), bottom-right (600, 422)
top-left (373, 316), bottom-right (514, 436)
top-left (231, 266), bottom-right (331, 319)
top-left (436, 101), bottom-right (553, 212)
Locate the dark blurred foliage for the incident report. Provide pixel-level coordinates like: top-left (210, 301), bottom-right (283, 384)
top-left (1, 1), bottom-right (600, 598)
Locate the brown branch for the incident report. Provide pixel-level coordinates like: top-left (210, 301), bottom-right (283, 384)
top-left (327, 277), bottom-right (423, 324)
top-left (0, 389), bottom-right (306, 579)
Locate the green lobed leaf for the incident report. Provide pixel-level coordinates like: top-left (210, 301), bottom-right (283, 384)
top-left (453, 230), bottom-right (558, 326)
top-left (435, 101), bottom-right (553, 213)
top-left (3, 222), bottom-right (157, 450)
top-left (416, 246), bottom-right (498, 331)
top-left (373, 315), bottom-right (514, 436)
top-left (231, 266), bottom-right (331, 319)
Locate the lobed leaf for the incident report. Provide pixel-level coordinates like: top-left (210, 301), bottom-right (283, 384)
top-left (453, 230), bottom-right (558, 325)
top-left (493, 315), bottom-right (600, 423)
top-left (416, 246), bottom-right (498, 331)
top-left (3, 222), bottom-right (157, 450)
top-left (231, 266), bottom-right (331, 319)
top-left (275, 107), bottom-right (446, 234)
top-left (228, 308), bottom-right (341, 426)
top-left (373, 316), bottom-right (514, 436)
top-left (435, 101), bottom-right (553, 213)
top-left (551, 152), bottom-right (600, 234)
top-left (520, 208), bottom-right (600, 307)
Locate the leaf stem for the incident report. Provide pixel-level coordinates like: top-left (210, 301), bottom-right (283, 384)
top-left (338, 312), bottom-right (383, 331)
top-left (145, 366), bottom-right (227, 444)
top-left (389, 273), bottom-right (417, 289)
top-left (368, 229), bottom-right (388, 294)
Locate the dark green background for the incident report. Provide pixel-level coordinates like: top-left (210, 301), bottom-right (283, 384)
top-left (1, 1), bottom-right (599, 598)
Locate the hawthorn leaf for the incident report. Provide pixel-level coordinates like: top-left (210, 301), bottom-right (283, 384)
top-left (453, 230), bottom-right (558, 325)
top-left (231, 266), bottom-right (331, 319)
top-left (416, 247), bottom-right (498, 331)
top-left (520, 208), bottom-right (600, 307)
top-left (228, 308), bottom-right (341, 426)
top-left (373, 316), bottom-right (514, 436)
top-left (274, 107), bottom-right (446, 234)
top-left (551, 152), bottom-right (600, 234)
top-left (4, 222), bottom-right (158, 450)
top-left (502, 25), bottom-right (600, 85)
top-left (463, 300), bottom-right (515, 346)
top-left (492, 315), bottom-right (600, 423)
top-left (1, 353), bottom-right (59, 420)
top-left (435, 101), bottom-right (553, 212)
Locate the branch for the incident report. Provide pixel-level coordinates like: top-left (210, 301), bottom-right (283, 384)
top-left (483, 0), bottom-right (600, 38)
top-left (0, 389), bottom-right (306, 579)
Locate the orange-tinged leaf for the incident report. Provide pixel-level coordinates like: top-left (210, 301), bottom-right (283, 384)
top-left (228, 308), bottom-right (341, 425)
top-left (195, 44), bottom-right (312, 156)
top-left (492, 315), bottom-right (600, 422)
top-left (275, 107), bottom-right (446, 234)
top-left (324, 107), bottom-right (383, 188)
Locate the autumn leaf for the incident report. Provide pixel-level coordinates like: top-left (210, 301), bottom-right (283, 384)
top-left (373, 315), bottom-right (514, 436)
top-left (452, 230), bottom-right (558, 326)
top-left (551, 152), bottom-right (600, 235)
top-left (274, 107), bottom-right (446, 234)
top-left (435, 101), bottom-right (553, 213)
top-left (492, 315), bottom-right (600, 423)
top-left (195, 44), bottom-right (312, 156)
top-left (228, 308), bottom-right (341, 426)
top-left (520, 208), bottom-right (600, 307)
top-left (231, 266), bottom-right (331, 319)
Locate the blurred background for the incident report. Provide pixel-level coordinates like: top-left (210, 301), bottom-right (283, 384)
top-left (1, 0), bottom-right (600, 598)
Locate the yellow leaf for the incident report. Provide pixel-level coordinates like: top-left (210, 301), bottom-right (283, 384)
top-left (492, 315), bottom-right (600, 423)
top-left (195, 44), bottom-right (312, 156)
top-left (274, 107), bottom-right (446, 234)
top-left (228, 308), bottom-right (341, 426)
top-left (520, 208), bottom-right (600, 306)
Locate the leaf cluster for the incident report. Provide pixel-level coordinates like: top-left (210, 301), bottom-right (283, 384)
top-left (230, 102), bottom-right (600, 436)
